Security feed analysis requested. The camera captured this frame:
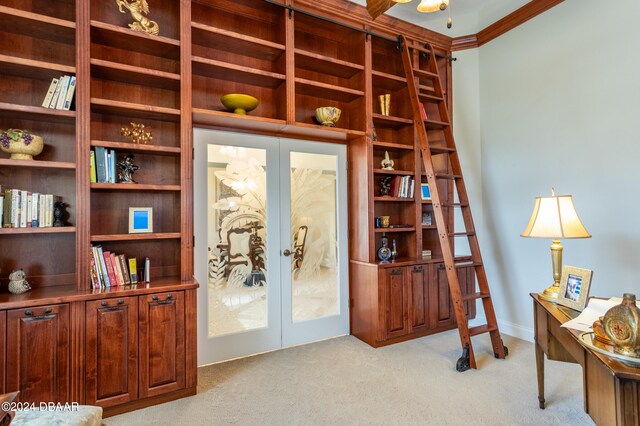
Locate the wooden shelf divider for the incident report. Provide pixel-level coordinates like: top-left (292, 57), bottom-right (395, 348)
top-left (0, 159), bottom-right (76, 170)
top-left (90, 140), bottom-right (180, 156)
top-left (90, 183), bottom-right (181, 191)
top-left (0, 227), bottom-right (76, 235)
top-left (90, 233), bottom-right (181, 242)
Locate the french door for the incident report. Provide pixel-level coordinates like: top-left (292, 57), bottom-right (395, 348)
top-left (194, 129), bottom-right (349, 365)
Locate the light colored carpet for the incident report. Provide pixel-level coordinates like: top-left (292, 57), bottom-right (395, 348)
top-left (106, 332), bottom-right (593, 425)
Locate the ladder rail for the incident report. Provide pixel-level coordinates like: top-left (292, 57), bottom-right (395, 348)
top-left (400, 38), bottom-right (476, 369)
top-left (400, 37), bottom-right (507, 369)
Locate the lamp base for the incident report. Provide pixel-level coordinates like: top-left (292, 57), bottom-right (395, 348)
top-left (539, 283), bottom-right (560, 303)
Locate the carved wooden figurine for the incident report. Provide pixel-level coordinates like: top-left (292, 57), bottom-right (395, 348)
top-left (381, 150), bottom-right (394, 170)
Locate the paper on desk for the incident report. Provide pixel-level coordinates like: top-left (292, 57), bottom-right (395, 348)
top-left (561, 298), bottom-right (620, 332)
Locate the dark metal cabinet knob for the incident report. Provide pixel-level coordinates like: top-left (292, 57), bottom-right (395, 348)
top-left (167, 294), bottom-right (172, 299)
top-left (25, 310), bottom-right (33, 316)
top-left (117, 299), bottom-right (124, 305)
top-left (152, 295), bottom-right (159, 301)
top-left (44, 308), bottom-right (52, 314)
top-left (101, 301), bottom-right (108, 307)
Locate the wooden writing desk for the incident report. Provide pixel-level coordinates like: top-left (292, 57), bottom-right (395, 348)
top-left (532, 293), bottom-right (640, 425)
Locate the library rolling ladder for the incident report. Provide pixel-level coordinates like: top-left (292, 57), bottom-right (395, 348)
top-left (400, 36), bottom-right (508, 371)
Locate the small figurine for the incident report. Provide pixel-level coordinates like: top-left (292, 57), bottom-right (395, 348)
top-left (379, 176), bottom-right (392, 196)
top-left (121, 122), bottom-right (153, 145)
top-left (381, 151), bottom-right (394, 170)
top-left (116, 0), bottom-right (160, 35)
top-left (53, 201), bottom-right (68, 227)
top-left (117, 154), bottom-right (139, 183)
top-left (8, 269), bottom-right (31, 295)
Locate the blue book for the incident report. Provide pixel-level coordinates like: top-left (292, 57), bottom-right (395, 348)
top-left (110, 150), bottom-right (117, 183)
top-left (95, 146), bottom-right (106, 183)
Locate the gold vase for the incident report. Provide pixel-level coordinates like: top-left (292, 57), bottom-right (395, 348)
top-left (603, 293), bottom-right (640, 357)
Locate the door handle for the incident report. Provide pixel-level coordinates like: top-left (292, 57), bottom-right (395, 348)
top-left (283, 249), bottom-right (292, 257)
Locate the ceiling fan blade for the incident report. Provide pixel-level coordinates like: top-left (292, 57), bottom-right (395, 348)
top-left (366, 0), bottom-right (395, 20)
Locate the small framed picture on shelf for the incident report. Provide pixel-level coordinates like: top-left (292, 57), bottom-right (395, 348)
top-left (422, 212), bottom-right (432, 226)
top-left (128, 207), bottom-right (153, 234)
top-left (557, 265), bottom-right (593, 311)
top-left (421, 184), bottom-right (431, 200)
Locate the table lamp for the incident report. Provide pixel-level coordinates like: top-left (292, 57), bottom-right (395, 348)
top-left (521, 189), bottom-right (591, 302)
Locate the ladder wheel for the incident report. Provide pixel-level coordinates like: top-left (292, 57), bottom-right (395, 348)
top-left (456, 356), bottom-right (471, 372)
top-left (494, 345), bottom-right (509, 359)
top-left (456, 343), bottom-right (471, 372)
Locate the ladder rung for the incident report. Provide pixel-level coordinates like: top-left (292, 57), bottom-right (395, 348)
top-left (420, 93), bottom-right (444, 103)
top-left (449, 232), bottom-right (475, 237)
top-left (430, 146), bottom-right (456, 154)
top-left (469, 324), bottom-right (498, 337)
top-left (435, 173), bottom-right (462, 180)
top-left (413, 68), bottom-right (438, 79)
top-left (455, 262), bottom-right (482, 269)
top-left (441, 203), bottom-right (468, 208)
top-left (425, 120), bottom-right (450, 130)
top-left (461, 292), bottom-right (490, 302)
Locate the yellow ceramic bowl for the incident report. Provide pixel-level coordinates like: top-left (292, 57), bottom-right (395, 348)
top-left (220, 94), bottom-right (260, 115)
top-left (315, 107), bottom-right (342, 127)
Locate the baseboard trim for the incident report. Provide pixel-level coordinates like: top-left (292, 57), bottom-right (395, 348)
top-left (469, 316), bottom-right (534, 343)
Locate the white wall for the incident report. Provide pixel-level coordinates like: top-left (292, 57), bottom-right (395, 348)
top-left (454, 0), bottom-right (640, 341)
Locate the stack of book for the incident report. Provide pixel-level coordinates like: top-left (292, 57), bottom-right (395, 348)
top-left (1, 186), bottom-right (60, 228)
top-left (387, 176), bottom-right (415, 198)
top-left (41, 75), bottom-right (76, 111)
top-left (90, 246), bottom-right (150, 289)
top-left (90, 147), bottom-right (117, 183)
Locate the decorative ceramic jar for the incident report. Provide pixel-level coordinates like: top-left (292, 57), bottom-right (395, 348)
top-left (377, 233), bottom-right (391, 262)
top-left (603, 293), bottom-right (640, 357)
top-left (315, 107), bottom-right (341, 127)
top-left (0, 129), bottom-right (43, 160)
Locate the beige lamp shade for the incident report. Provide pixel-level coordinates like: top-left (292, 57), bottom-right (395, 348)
top-left (521, 194), bottom-right (591, 239)
top-left (417, 0), bottom-right (449, 12)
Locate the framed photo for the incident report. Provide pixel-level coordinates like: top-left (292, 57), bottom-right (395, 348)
top-left (128, 207), bottom-right (153, 234)
top-left (557, 265), bottom-right (593, 311)
top-left (421, 184), bottom-right (431, 200)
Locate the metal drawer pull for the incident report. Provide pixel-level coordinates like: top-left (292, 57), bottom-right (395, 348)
top-left (44, 308), bottom-right (52, 314)
top-left (152, 295), bottom-right (159, 301)
top-left (117, 299), bottom-right (124, 305)
top-left (101, 301), bottom-right (108, 307)
top-left (167, 294), bottom-right (172, 299)
top-left (25, 310), bottom-right (33, 316)
top-left (157, 300), bottom-right (173, 305)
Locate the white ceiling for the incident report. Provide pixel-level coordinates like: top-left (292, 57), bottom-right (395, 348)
top-left (349, 0), bottom-right (531, 37)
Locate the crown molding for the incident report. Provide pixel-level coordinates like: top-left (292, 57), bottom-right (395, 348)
top-left (452, 0), bottom-right (566, 51)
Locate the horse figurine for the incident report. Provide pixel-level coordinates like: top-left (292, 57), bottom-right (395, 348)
top-left (116, 0), bottom-right (160, 36)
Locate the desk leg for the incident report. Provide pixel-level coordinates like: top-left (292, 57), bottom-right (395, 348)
top-left (535, 341), bottom-right (545, 409)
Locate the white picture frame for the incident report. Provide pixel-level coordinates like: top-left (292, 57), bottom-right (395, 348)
top-left (128, 207), bottom-right (153, 234)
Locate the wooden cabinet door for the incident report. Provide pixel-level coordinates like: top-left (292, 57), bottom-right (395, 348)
top-left (139, 291), bottom-right (185, 398)
top-left (86, 297), bottom-right (138, 407)
top-left (379, 267), bottom-right (409, 340)
top-left (432, 264), bottom-right (455, 328)
top-left (7, 304), bottom-right (70, 403)
top-left (407, 265), bottom-right (429, 333)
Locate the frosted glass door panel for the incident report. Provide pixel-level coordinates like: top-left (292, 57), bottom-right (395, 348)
top-left (207, 144), bottom-right (268, 337)
top-left (289, 152), bottom-right (339, 323)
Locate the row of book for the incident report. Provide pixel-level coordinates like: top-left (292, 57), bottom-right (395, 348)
top-left (388, 175), bottom-right (415, 199)
top-left (90, 147), bottom-right (118, 183)
top-left (90, 245), bottom-right (150, 289)
top-left (42, 75), bottom-right (76, 111)
top-left (1, 187), bottom-right (60, 228)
